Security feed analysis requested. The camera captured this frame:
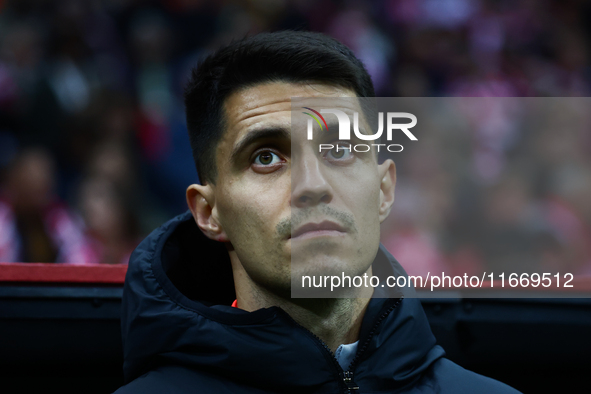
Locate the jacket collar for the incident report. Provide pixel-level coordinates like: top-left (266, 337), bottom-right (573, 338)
top-left (122, 211), bottom-right (444, 392)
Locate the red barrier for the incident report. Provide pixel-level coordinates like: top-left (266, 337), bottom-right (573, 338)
top-left (2, 263), bottom-right (590, 292)
top-left (0, 263), bottom-right (127, 285)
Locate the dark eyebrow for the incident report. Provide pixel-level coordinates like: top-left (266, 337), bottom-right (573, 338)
top-left (319, 121), bottom-right (358, 140)
top-left (231, 127), bottom-right (290, 163)
top-left (305, 121), bottom-right (340, 140)
top-left (324, 121), bottom-right (340, 134)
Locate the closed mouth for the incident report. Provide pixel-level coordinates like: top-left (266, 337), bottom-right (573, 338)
top-left (290, 220), bottom-right (347, 239)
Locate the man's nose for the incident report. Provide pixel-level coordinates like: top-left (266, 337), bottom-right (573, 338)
top-left (291, 152), bottom-right (333, 208)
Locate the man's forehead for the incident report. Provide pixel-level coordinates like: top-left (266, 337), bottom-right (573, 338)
top-left (222, 82), bottom-right (359, 138)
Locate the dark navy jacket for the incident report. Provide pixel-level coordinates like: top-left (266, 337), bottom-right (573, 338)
top-left (114, 211), bottom-right (520, 393)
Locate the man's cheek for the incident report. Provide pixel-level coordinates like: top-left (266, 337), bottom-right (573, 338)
top-left (223, 206), bottom-right (268, 248)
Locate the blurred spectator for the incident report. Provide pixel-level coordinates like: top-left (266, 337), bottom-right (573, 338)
top-left (77, 177), bottom-right (139, 265)
top-left (0, 148), bottom-right (87, 263)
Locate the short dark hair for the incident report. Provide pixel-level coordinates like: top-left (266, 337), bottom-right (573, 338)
top-left (184, 31), bottom-right (375, 184)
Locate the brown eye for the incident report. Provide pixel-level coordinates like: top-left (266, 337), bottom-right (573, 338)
top-left (331, 148), bottom-right (345, 158)
top-left (254, 151), bottom-right (280, 165)
top-left (327, 145), bottom-right (352, 160)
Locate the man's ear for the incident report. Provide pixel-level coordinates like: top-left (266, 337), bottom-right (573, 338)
top-left (186, 184), bottom-right (229, 242)
top-left (377, 159), bottom-right (396, 223)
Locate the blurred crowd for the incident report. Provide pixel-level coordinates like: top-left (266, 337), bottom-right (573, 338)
top-left (381, 98), bottom-right (591, 277)
top-left (0, 0), bottom-right (590, 272)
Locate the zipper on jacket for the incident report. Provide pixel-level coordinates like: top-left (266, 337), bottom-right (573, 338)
top-left (343, 371), bottom-right (359, 392)
top-left (341, 296), bottom-right (403, 393)
top-left (345, 296), bottom-right (404, 373)
top-left (276, 295), bottom-right (403, 394)
top-left (299, 323), bottom-right (359, 393)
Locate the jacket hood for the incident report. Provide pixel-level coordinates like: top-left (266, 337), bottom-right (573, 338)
top-left (121, 211), bottom-right (445, 392)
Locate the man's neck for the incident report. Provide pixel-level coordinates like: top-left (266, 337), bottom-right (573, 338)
top-left (279, 297), bottom-right (370, 352)
top-left (230, 257), bottom-right (373, 353)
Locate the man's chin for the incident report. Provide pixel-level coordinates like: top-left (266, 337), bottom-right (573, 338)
top-left (288, 235), bottom-right (347, 260)
top-left (290, 256), bottom-right (371, 294)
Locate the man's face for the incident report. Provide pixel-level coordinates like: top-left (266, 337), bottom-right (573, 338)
top-left (201, 82), bottom-right (395, 296)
